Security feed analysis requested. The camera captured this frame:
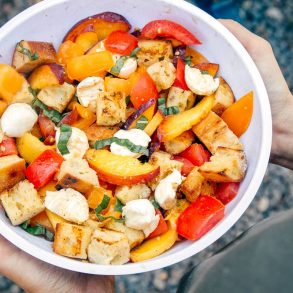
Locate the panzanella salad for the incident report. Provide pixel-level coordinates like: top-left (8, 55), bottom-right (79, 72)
top-left (0, 12), bottom-right (253, 265)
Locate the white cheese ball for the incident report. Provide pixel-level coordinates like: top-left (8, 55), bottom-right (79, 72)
top-left (118, 57), bottom-right (138, 79)
top-left (45, 188), bottom-right (89, 224)
top-left (155, 169), bottom-right (184, 210)
top-left (185, 65), bottom-right (220, 95)
top-left (55, 126), bottom-right (89, 160)
top-left (0, 103), bottom-right (38, 137)
top-left (110, 129), bottom-right (151, 158)
top-left (122, 199), bottom-right (160, 237)
top-left (76, 77), bottom-right (105, 112)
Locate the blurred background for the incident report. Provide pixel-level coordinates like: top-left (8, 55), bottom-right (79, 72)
top-left (0, 0), bottom-right (292, 292)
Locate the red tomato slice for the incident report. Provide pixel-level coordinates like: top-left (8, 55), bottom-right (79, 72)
top-left (172, 156), bottom-right (194, 176)
top-left (147, 210), bottom-right (168, 239)
top-left (25, 150), bottom-right (64, 189)
top-left (173, 58), bottom-right (189, 90)
top-left (179, 144), bottom-right (210, 166)
top-left (104, 30), bottom-right (138, 56)
top-left (38, 114), bottom-right (56, 139)
top-left (60, 109), bottom-right (79, 126)
top-left (177, 195), bottom-right (225, 240)
top-left (216, 182), bottom-right (240, 205)
top-left (141, 20), bottom-right (201, 45)
top-left (130, 72), bottom-right (159, 109)
top-left (0, 137), bottom-right (18, 157)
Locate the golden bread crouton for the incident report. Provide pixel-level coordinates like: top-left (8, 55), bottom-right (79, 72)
top-left (164, 130), bottom-right (194, 155)
top-left (115, 184), bottom-right (151, 205)
top-left (13, 40), bottom-right (57, 74)
top-left (199, 147), bottom-right (247, 182)
top-left (37, 82), bottom-right (75, 113)
top-left (87, 228), bottom-right (130, 265)
top-left (56, 158), bottom-right (99, 194)
top-left (192, 111), bottom-right (243, 154)
top-left (53, 223), bottom-right (92, 259)
top-left (137, 40), bottom-right (173, 67)
top-left (201, 180), bottom-right (217, 197)
top-left (96, 91), bottom-right (126, 126)
top-left (0, 180), bottom-right (44, 226)
top-left (11, 79), bottom-right (34, 104)
top-left (84, 124), bottom-right (119, 144)
top-left (167, 86), bottom-right (195, 112)
top-left (0, 155), bottom-right (26, 193)
top-left (180, 167), bottom-right (204, 202)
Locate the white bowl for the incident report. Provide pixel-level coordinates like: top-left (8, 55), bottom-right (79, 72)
top-left (0, 0), bottom-right (271, 275)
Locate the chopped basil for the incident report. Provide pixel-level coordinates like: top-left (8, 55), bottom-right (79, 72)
top-left (110, 56), bottom-right (129, 76)
top-left (136, 116), bottom-right (148, 130)
top-left (57, 124), bottom-right (72, 155)
top-left (114, 199), bottom-right (124, 213)
top-left (32, 99), bottom-right (62, 123)
top-left (201, 70), bottom-right (209, 75)
top-left (94, 137), bottom-right (149, 156)
top-left (151, 199), bottom-right (161, 209)
top-left (28, 86), bottom-right (40, 98)
top-left (185, 55), bottom-right (192, 66)
top-left (96, 214), bottom-right (125, 223)
top-left (157, 98), bottom-right (179, 116)
top-left (125, 95), bottom-right (131, 106)
top-left (16, 42), bottom-right (39, 61)
top-left (20, 221), bottom-right (54, 242)
top-left (130, 47), bottom-right (140, 58)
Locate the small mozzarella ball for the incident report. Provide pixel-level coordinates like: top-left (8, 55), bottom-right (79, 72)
top-left (0, 103), bottom-right (38, 137)
top-left (122, 199), bottom-right (160, 237)
top-left (110, 129), bottom-right (151, 158)
top-left (45, 188), bottom-right (89, 224)
top-left (155, 169), bottom-right (184, 210)
top-left (55, 126), bottom-right (89, 160)
top-left (118, 57), bottom-right (138, 79)
top-left (76, 77), bottom-right (105, 112)
top-left (185, 65), bottom-right (220, 95)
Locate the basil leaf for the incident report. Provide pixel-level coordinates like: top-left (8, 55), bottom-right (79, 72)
top-left (201, 70), bottom-right (209, 75)
top-left (57, 124), bottom-right (72, 155)
top-left (114, 199), bottom-right (124, 213)
top-left (151, 199), bottom-right (161, 209)
top-left (166, 106), bottom-right (180, 116)
top-left (96, 214), bottom-right (125, 223)
top-left (32, 99), bottom-right (62, 123)
top-left (16, 42), bottom-right (39, 61)
top-left (130, 47), bottom-right (140, 58)
top-left (110, 56), bottom-right (129, 76)
top-left (136, 116), bottom-right (148, 130)
top-left (28, 86), bottom-right (40, 98)
top-left (185, 55), bottom-right (192, 66)
top-left (94, 137), bottom-right (149, 156)
top-left (157, 98), bottom-right (179, 116)
top-left (125, 95), bottom-right (131, 106)
top-left (95, 194), bottom-right (111, 215)
top-left (20, 221), bottom-right (54, 242)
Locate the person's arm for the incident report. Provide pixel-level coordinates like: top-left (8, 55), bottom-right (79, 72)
top-left (219, 19), bottom-right (293, 169)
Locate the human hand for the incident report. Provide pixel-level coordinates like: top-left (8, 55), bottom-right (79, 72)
top-left (0, 235), bottom-right (114, 293)
top-left (219, 19), bottom-right (293, 169)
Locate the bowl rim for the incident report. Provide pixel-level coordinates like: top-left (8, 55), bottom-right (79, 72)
top-left (0, 0), bottom-right (272, 275)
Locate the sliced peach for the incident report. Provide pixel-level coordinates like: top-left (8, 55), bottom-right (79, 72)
top-left (144, 110), bottom-right (165, 137)
top-left (57, 40), bottom-right (84, 65)
top-left (86, 149), bottom-right (160, 186)
top-left (196, 63), bottom-right (219, 77)
top-left (104, 77), bottom-right (131, 96)
top-left (185, 47), bottom-right (209, 65)
top-left (30, 211), bottom-right (54, 232)
top-left (75, 32), bottom-right (99, 53)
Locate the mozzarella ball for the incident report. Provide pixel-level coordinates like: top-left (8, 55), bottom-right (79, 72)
top-left (0, 103), bottom-right (38, 137)
top-left (55, 126), bottom-right (89, 160)
top-left (122, 199), bottom-right (160, 237)
top-left (185, 65), bottom-right (220, 95)
top-left (118, 57), bottom-right (138, 79)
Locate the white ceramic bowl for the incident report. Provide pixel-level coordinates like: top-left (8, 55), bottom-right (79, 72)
top-left (0, 0), bottom-right (271, 275)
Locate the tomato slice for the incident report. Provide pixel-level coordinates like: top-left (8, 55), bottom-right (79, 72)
top-left (179, 144), bottom-right (210, 167)
top-left (141, 20), bottom-right (201, 45)
top-left (177, 195), bottom-right (225, 240)
top-left (172, 156), bottom-right (195, 176)
top-left (130, 72), bottom-right (158, 109)
top-left (25, 150), bottom-right (64, 189)
top-left (0, 137), bottom-right (18, 157)
top-left (173, 58), bottom-right (189, 90)
top-left (104, 30), bottom-right (138, 56)
top-left (216, 182), bottom-right (240, 205)
top-left (60, 109), bottom-right (79, 126)
top-left (147, 210), bottom-right (168, 239)
top-left (38, 114), bottom-right (56, 138)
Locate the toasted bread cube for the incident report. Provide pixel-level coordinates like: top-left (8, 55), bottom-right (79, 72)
top-left (137, 40), bottom-right (173, 67)
top-left (164, 130), bottom-right (194, 155)
top-left (37, 82), bottom-right (75, 113)
top-left (56, 158), bottom-right (99, 194)
top-left (53, 223), bottom-right (92, 259)
top-left (148, 151), bottom-right (183, 190)
top-left (11, 80), bottom-right (34, 104)
top-left (84, 218), bottom-right (110, 230)
top-left (180, 167), bottom-right (204, 202)
top-left (192, 111), bottom-right (243, 154)
top-left (87, 228), bottom-right (130, 265)
top-left (0, 180), bottom-right (44, 226)
top-left (13, 40), bottom-right (57, 74)
top-left (199, 147), bottom-right (247, 182)
top-left (201, 180), bottom-right (217, 197)
top-left (104, 220), bottom-right (145, 249)
top-left (167, 87), bottom-right (195, 112)
top-left (84, 124), bottom-right (119, 144)
top-left (212, 77), bottom-right (235, 116)
top-left (115, 184), bottom-right (151, 205)
top-left (96, 91), bottom-right (126, 126)
top-left (0, 155), bottom-right (26, 193)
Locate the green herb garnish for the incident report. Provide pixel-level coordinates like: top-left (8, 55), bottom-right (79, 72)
top-left (20, 221), bottom-right (54, 242)
top-left (151, 200), bottom-right (161, 209)
top-left (96, 214), bottom-right (125, 223)
top-left (94, 137), bottom-right (149, 156)
top-left (16, 41), bottom-right (39, 61)
top-left (157, 98), bottom-right (179, 116)
top-left (28, 86), bottom-right (40, 98)
top-left (125, 95), bottom-right (131, 106)
top-left (201, 70), bottom-right (209, 75)
top-left (57, 124), bottom-right (72, 155)
top-left (114, 199), bottom-right (124, 213)
top-left (130, 47), bottom-right (140, 58)
top-left (136, 116), bottom-right (148, 130)
top-left (185, 55), bottom-right (192, 66)
top-left (32, 99), bottom-right (62, 123)
top-left (165, 106), bottom-right (180, 115)
top-left (110, 56), bottom-right (129, 76)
